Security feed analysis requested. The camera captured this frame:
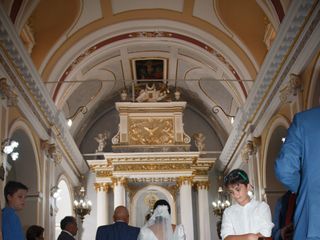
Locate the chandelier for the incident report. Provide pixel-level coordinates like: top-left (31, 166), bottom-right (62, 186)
top-left (73, 184), bottom-right (92, 222)
top-left (212, 186), bottom-right (231, 218)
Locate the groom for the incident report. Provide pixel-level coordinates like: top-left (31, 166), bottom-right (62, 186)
top-left (95, 205), bottom-right (140, 240)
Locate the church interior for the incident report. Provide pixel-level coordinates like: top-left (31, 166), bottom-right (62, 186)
top-left (0, 0), bottom-right (320, 239)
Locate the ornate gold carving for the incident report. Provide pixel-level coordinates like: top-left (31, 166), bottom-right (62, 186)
top-left (114, 163), bottom-right (191, 172)
top-left (144, 192), bottom-right (159, 209)
top-left (112, 177), bottom-right (127, 187)
top-left (97, 170), bottom-right (113, 178)
top-left (194, 169), bottom-right (208, 176)
top-left (94, 183), bottom-right (110, 192)
top-left (196, 181), bottom-right (210, 190)
top-left (130, 177), bottom-right (177, 183)
top-left (176, 176), bottom-right (193, 187)
top-left (128, 118), bottom-right (174, 145)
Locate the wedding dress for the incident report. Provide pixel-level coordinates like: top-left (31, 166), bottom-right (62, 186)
top-left (138, 205), bottom-right (186, 240)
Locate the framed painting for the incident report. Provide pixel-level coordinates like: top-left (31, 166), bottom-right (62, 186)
top-left (132, 58), bottom-right (167, 81)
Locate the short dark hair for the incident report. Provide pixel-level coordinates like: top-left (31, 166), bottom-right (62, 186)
top-left (153, 199), bottom-right (171, 215)
top-left (224, 168), bottom-right (249, 187)
top-left (26, 225), bottom-right (44, 240)
top-left (4, 181), bottom-right (28, 202)
top-left (60, 216), bottom-right (76, 230)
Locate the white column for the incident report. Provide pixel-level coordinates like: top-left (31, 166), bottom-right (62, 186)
top-left (95, 183), bottom-right (109, 226)
top-left (113, 177), bottom-right (126, 208)
top-left (178, 177), bottom-right (194, 240)
top-left (197, 182), bottom-right (211, 240)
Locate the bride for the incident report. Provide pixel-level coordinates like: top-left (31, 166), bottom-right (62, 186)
top-left (138, 199), bottom-right (186, 240)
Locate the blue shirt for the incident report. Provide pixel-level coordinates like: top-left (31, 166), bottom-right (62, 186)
top-left (2, 207), bottom-right (25, 240)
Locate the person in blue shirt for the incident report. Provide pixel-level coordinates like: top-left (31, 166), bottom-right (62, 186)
top-left (275, 106), bottom-right (320, 239)
top-left (2, 181), bottom-right (28, 240)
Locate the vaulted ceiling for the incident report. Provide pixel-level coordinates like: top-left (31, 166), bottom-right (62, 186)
top-left (3, 0), bottom-right (289, 164)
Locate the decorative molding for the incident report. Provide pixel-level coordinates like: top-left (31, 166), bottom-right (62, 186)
top-left (129, 177), bottom-right (178, 183)
top-left (111, 177), bottom-right (127, 186)
top-left (219, 1), bottom-right (320, 170)
top-left (0, 12), bottom-right (88, 176)
top-left (241, 140), bottom-right (256, 163)
top-left (279, 74), bottom-right (302, 104)
top-left (196, 181), bottom-right (210, 190)
top-left (128, 118), bottom-right (174, 145)
top-left (96, 170), bottom-right (113, 178)
top-left (94, 182), bottom-right (110, 192)
top-left (176, 176), bottom-right (193, 187)
top-left (114, 163), bottom-right (192, 172)
top-left (0, 77), bottom-right (17, 106)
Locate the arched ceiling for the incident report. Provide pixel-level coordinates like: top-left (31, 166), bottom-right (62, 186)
top-left (5, 0), bottom-right (288, 151)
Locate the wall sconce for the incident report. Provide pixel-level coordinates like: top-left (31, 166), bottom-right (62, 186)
top-left (73, 181), bottom-right (92, 222)
top-left (66, 106), bottom-right (88, 127)
top-left (212, 105), bottom-right (235, 124)
top-left (50, 186), bottom-right (62, 200)
top-left (1, 138), bottom-right (19, 160)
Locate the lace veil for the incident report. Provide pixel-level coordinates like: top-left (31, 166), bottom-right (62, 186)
top-left (144, 205), bottom-right (174, 240)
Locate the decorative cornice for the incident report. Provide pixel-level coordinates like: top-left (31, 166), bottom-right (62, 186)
top-left (279, 74), bottom-right (302, 104)
top-left (196, 181), bottom-right (210, 190)
top-left (114, 163), bottom-right (192, 172)
top-left (176, 176), bottom-right (193, 187)
top-left (0, 10), bottom-right (88, 175)
top-left (96, 170), bottom-right (113, 178)
top-left (94, 182), bottom-right (110, 192)
top-left (112, 177), bottom-right (127, 186)
top-left (241, 140), bottom-right (256, 163)
top-left (0, 77), bottom-right (17, 106)
top-left (219, 1), bottom-right (320, 170)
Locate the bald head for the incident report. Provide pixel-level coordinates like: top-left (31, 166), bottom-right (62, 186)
top-left (113, 206), bottom-right (129, 223)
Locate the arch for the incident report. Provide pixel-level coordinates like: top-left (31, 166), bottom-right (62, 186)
top-left (6, 119), bottom-right (41, 227)
top-left (131, 185), bottom-right (176, 227)
top-left (262, 114), bottom-right (290, 216)
top-left (306, 53), bottom-right (320, 108)
top-left (55, 176), bottom-right (73, 239)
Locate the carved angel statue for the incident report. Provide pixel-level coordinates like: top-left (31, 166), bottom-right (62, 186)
top-left (94, 131), bottom-right (109, 152)
top-left (193, 132), bottom-right (206, 151)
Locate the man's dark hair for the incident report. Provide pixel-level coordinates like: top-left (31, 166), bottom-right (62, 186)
top-left (224, 168), bottom-right (249, 187)
top-left (4, 181), bottom-right (28, 202)
top-left (153, 199), bottom-right (171, 215)
top-left (60, 216), bottom-right (76, 230)
top-left (26, 225), bottom-right (44, 240)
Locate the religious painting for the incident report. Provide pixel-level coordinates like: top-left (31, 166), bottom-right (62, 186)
top-left (132, 58), bottom-right (167, 81)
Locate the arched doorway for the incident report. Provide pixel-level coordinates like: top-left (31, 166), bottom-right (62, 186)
top-left (131, 185), bottom-right (176, 227)
top-left (6, 125), bottom-right (40, 230)
top-left (55, 178), bottom-right (73, 239)
top-left (264, 121), bottom-right (289, 216)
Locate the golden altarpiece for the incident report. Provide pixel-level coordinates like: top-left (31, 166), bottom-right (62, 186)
top-left (88, 101), bottom-right (215, 240)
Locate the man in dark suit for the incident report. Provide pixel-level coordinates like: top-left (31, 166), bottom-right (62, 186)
top-left (57, 216), bottom-right (78, 240)
top-left (96, 205), bottom-right (140, 240)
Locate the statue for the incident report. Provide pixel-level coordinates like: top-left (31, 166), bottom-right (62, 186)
top-left (94, 131), bottom-right (109, 152)
top-left (193, 132), bottom-right (206, 151)
top-left (136, 83), bottom-right (168, 102)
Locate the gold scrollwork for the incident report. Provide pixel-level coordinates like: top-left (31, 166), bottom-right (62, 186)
top-left (128, 118), bottom-right (174, 145)
top-left (97, 170), bottom-right (113, 178)
top-left (176, 176), bottom-right (193, 187)
top-left (196, 181), bottom-right (210, 190)
top-left (114, 163), bottom-right (191, 171)
top-left (94, 183), bottom-right (110, 192)
top-left (112, 177), bottom-right (127, 187)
